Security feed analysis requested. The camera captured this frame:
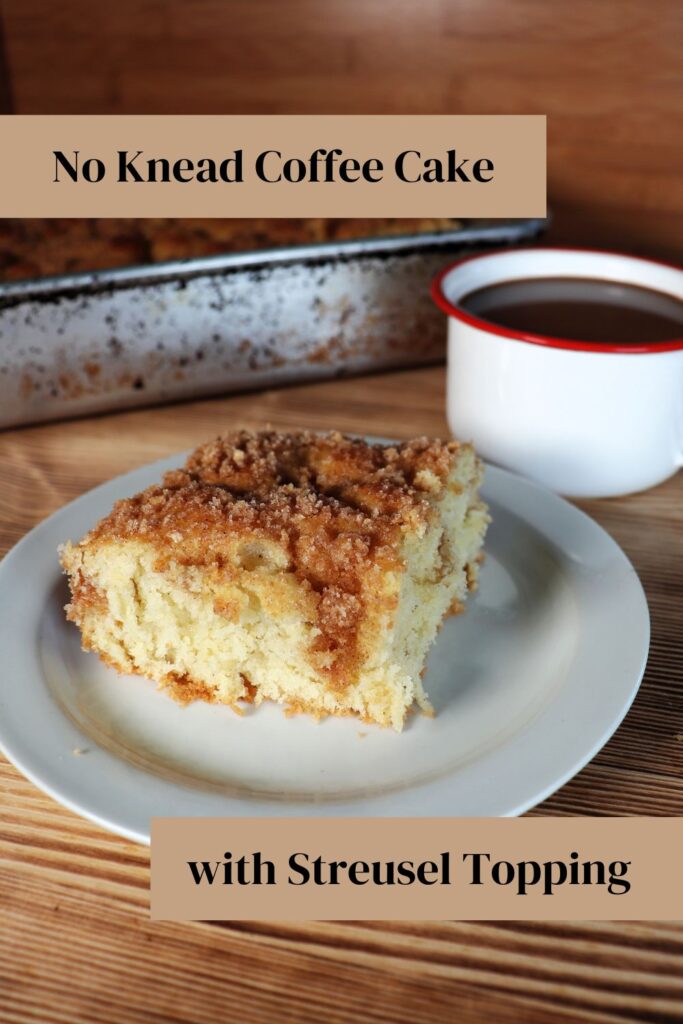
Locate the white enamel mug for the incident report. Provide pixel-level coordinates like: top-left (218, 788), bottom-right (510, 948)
top-left (432, 248), bottom-right (683, 497)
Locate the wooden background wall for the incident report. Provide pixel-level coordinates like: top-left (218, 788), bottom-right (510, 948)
top-left (0, 0), bottom-right (681, 258)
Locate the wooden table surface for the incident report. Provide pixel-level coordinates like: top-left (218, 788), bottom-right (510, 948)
top-left (1, 366), bottom-right (682, 1023)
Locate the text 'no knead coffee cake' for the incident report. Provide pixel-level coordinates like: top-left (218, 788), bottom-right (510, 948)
top-left (61, 430), bottom-right (489, 731)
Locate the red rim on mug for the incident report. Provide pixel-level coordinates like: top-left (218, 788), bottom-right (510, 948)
top-left (431, 247), bottom-right (683, 355)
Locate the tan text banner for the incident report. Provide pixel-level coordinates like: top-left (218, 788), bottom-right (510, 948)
top-left (0, 115), bottom-right (545, 217)
top-left (151, 817), bottom-right (682, 921)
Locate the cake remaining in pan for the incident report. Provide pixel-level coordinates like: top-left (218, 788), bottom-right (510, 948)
top-left (0, 217), bottom-right (461, 280)
top-left (60, 430), bottom-right (488, 730)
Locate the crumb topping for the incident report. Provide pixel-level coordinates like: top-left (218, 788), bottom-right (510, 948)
top-left (85, 431), bottom-right (463, 559)
top-left (186, 429), bottom-right (461, 517)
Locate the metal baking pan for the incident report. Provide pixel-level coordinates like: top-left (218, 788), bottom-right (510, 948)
top-left (0, 218), bottom-right (544, 429)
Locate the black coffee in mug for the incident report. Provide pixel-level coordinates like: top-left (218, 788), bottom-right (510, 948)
top-left (460, 276), bottom-right (683, 345)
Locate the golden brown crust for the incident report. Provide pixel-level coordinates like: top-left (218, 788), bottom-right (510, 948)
top-left (447, 597), bottom-right (466, 616)
top-left (63, 568), bottom-right (107, 622)
top-left (164, 671), bottom-right (223, 705)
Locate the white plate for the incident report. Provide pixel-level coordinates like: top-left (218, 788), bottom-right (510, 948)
top-left (0, 448), bottom-right (649, 843)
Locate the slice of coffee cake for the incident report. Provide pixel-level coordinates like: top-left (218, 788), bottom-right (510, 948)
top-left (61, 430), bottom-right (489, 730)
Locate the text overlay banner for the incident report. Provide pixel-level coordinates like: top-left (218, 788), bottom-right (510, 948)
top-left (0, 115), bottom-right (546, 217)
top-left (151, 817), bottom-right (682, 921)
